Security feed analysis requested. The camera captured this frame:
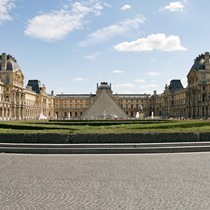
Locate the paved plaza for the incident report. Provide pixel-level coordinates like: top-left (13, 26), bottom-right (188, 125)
top-left (1, 153), bottom-right (210, 210)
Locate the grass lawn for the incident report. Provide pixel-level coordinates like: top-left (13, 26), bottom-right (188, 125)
top-left (0, 119), bottom-right (210, 134)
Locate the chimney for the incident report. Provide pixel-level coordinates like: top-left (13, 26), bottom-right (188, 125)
top-left (1, 53), bottom-right (7, 71)
top-left (204, 52), bottom-right (210, 70)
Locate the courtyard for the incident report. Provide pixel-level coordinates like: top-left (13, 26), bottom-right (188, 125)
top-left (1, 152), bottom-right (210, 209)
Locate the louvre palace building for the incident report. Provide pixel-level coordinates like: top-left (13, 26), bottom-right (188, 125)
top-left (0, 51), bottom-right (210, 120)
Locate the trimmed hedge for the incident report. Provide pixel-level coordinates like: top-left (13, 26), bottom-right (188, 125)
top-left (0, 122), bottom-right (74, 131)
top-left (47, 119), bottom-right (168, 126)
top-left (0, 132), bottom-right (209, 144)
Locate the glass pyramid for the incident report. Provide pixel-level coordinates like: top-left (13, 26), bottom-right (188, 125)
top-left (82, 91), bottom-right (128, 119)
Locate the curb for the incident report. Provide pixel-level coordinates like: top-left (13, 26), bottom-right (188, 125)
top-left (1, 142), bottom-right (210, 154)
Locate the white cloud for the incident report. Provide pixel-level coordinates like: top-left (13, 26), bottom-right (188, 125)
top-left (0, 0), bottom-right (15, 24)
top-left (139, 84), bottom-right (158, 93)
top-left (162, 1), bottom-right (184, 12)
top-left (24, 1), bottom-right (105, 41)
top-left (78, 15), bottom-right (145, 47)
top-left (114, 82), bottom-right (159, 94)
top-left (114, 33), bottom-right (187, 52)
top-left (74, 77), bottom-right (85, 81)
top-left (135, 79), bottom-right (145, 83)
top-left (25, 10), bottom-right (83, 41)
top-left (142, 84), bottom-right (157, 89)
top-left (115, 83), bottom-right (135, 88)
top-left (55, 88), bottom-right (64, 94)
top-left (121, 5), bottom-right (132, 11)
top-left (84, 52), bottom-right (102, 60)
top-left (113, 70), bottom-right (124, 73)
top-left (181, 78), bottom-right (187, 87)
top-left (131, 81), bottom-right (158, 94)
top-left (148, 71), bottom-right (161, 77)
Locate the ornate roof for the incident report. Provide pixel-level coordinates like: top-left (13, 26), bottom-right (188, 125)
top-left (97, 82), bottom-right (111, 90)
top-left (168, 80), bottom-right (184, 93)
top-left (190, 52), bottom-right (210, 71)
top-left (27, 80), bottom-right (42, 93)
top-left (0, 53), bottom-right (21, 71)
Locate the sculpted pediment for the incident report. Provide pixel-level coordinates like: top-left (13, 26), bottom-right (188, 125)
top-left (187, 69), bottom-right (196, 79)
top-left (13, 70), bottom-right (24, 87)
top-left (187, 70), bottom-right (199, 86)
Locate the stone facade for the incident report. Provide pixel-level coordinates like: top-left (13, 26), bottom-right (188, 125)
top-left (152, 52), bottom-right (210, 119)
top-left (0, 53), bottom-right (54, 120)
top-left (1, 52), bottom-right (210, 120)
top-left (54, 83), bottom-right (151, 119)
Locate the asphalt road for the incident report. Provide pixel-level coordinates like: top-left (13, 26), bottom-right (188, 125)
top-left (1, 153), bottom-right (210, 209)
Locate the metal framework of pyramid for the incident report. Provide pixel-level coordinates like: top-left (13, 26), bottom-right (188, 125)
top-left (81, 91), bottom-right (128, 119)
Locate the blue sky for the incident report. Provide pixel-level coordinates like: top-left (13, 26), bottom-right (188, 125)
top-left (1, 0), bottom-right (210, 94)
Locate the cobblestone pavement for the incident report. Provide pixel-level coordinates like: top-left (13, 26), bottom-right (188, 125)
top-left (1, 153), bottom-right (210, 210)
